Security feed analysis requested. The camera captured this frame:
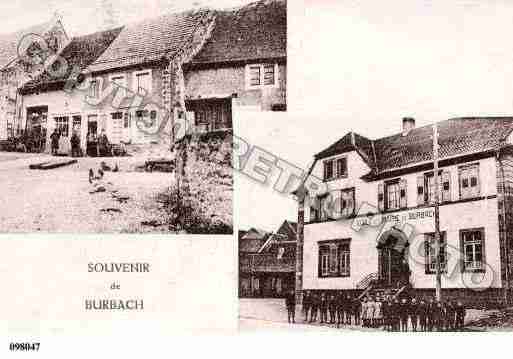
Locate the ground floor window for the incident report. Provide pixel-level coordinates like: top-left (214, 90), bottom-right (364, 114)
top-left (318, 239), bottom-right (351, 278)
top-left (460, 228), bottom-right (485, 272)
top-left (186, 99), bottom-right (232, 133)
top-left (54, 116), bottom-right (69, 137)
top-left (424, 232), bottom-right (447, 274)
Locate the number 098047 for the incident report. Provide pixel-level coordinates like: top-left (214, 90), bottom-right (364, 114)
top-left (9, 342), bottom-right (40, 351)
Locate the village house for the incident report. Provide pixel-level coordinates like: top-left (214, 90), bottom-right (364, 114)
top-left (19, 27), bottom-right (123, 154)
top-left (298, 117), bottom-right (513, 305)
top-left (239, 220), bottom-right (297, 298)
top-left (185, 0), bottom-right (287, 128)
top-left (10, 0), bottom-right (286, 154)
top-left (0, 15), bottom-right (68, 144)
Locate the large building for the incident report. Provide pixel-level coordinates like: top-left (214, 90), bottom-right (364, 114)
top-left (298, 117), bottom-right (513, 304)
top-left (239, 220), bottom-right (297, 298)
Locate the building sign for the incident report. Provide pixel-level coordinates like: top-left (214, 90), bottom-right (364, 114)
top-left (354, 208), bottom-right (434, 228)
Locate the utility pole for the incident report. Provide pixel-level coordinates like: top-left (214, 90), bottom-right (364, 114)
top-left (295, 187), bottom-right (305, 304)
top-left (433, 124), bottom-right (442, 302)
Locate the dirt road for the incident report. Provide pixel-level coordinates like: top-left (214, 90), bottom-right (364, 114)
top-left (0, 153), bottom-right (176, 233)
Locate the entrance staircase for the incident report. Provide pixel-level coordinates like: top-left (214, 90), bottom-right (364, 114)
top-left (356, 272), bottom-right (410, 300)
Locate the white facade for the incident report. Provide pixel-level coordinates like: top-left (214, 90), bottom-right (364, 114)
top-left (302, 149), bottom-right (503, 291)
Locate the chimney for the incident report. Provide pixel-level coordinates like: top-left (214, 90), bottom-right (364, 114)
top-left (402, 117), bottom-right (415, 136)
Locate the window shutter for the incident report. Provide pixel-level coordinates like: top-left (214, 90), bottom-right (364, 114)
top-left (442, 171), bottom-right (450, 202)
top-left (417, 175), bottom-right (424, 205)
top-left (399, 179), bottom-right (407, 208)
top-left (378, 183), bottom-right (384, 211)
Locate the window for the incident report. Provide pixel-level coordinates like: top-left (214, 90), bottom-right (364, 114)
top-left (323, 156), bottom-right (347, 181)
top-left (418, 171), bottom-right (451, 205)
top-left (459, 164), bottom-right (480, 200)
top-left (318, 240), bottom-right (351, 278)
top-left (424, 232), bottom-right (447, 274)
top-left (263, 64), bottom-right (275, 85)
top-left (246, 63), bottom-right (278, 89)
top-left (187, 100), bottom-right (232, 133)
top-left (387, 181), bottom-right (400, 210)
top-left (380, 179), bottom-right (407, 211)
top-left (319, 195), bottom-right (330, 221)
top-left (320, 249), bottom-right (329, 277)
top-left (340, 187), bottom-right (355, 218)
top-left (249, 66), bottom-right (261, 87)
top-left (339, 243), bottom-right (350, 276)
top-left (54, 116), bottom-right (69, 137)
top-left (110, 74), bottom-right (127, 98)
top-left (460, 228), bottom-right (485, 272)
top-left (123, 112), bottom-right (130, 128)
top-left (323, 159), bottom-right (334, 181)
top-left (89, 78), bottom-right (101, 98)
top-left (134, 70), bottom-right (152, 94)
top-left (72, 115), bottom-right (81, 133)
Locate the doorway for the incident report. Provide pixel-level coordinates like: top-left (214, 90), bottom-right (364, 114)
top-left (377, 228), bottom-right (411, 287)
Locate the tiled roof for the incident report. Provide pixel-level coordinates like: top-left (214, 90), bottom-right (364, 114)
top-left (190, 0), bottom-right (286, 65)
top-left (88, 9), bottom-right (212, 73)
top-left (0, 20), bottom-right (55, 70)
top-left (315, 117), bottom-right (513, 174)
top-left (276, 220), bottom-right (297, 241)
top-left (240, 238), bottom-right (266, 253)
top-left (21, 27), bottom-right (123, 94)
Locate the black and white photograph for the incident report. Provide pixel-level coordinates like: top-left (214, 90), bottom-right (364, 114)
top-left (237, 0), bottom-right (513, 332)
top-left (0, 0), bottom-right (286, 234)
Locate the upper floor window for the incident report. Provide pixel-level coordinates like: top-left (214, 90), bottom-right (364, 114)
top-left (460, 228), bottom-right (485, 272)
top-left (109, 74), bottom-right (127, 98)
top-left (89, 78), bottom-right (101, 99)
top-left (318, 239), bottom-right (351, 278)
top-left (417, 170), bottom-right (451, 205)
top-left (246, 64), bottom-right (279, 89)
top-left (323, 156), bottom-right (347, 181)
top-left (379, 179), bottom-right (407, 211)
top-left (134, 70), bottom-right (152, 95)
top-left (459, 164), bottom-right (480, 200)
top-left (424, 232), bottom-right (447, 274)
top-left (340, 187), bottom-right (355, 218)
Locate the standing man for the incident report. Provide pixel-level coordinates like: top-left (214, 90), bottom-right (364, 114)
top-left (336, 293), bottom-right (344, 328)
top-left (70, 130), bottom-right (81, 157)
top-left (427, 298), bottom-right (436, 331)
top-left (445, 300), bottom-right (456, 331)
top-left (345, 294), bottom-right (353, 325)
top-left (399, 298), bottom-right (409, 332)
top-left (328, 294), bottom-right (337, 324)
top-left (455, 301), bottom-right (466, 330)
top-left (98, 129), bottom-right (110, 157)
top-left (419, 299), bottom-right (428, 332)
top-left (319, 293), bottom-right (328, 324)
top-left (310, 292), bottom-right (319, 323)
top-left (285, 290), bottom-right (296, 324)
top-left (302, 291), bottom-right (311, 322)
top-left (353, 296), bottom-right (361, 326)
top-left (50, 128), bottom-right (60, 155)
top-left (409, 298), bottom-right (419, 332)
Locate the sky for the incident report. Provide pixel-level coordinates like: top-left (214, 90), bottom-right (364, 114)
top-left (0, 0), bottom-right (255, 36)
top-left (238, 0), bottom-right (513, 232)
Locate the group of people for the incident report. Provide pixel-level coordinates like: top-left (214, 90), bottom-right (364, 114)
top-left (285, 291), bottom-right (466, 331)
top-left (49, 128), bottom-right (110, 157)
